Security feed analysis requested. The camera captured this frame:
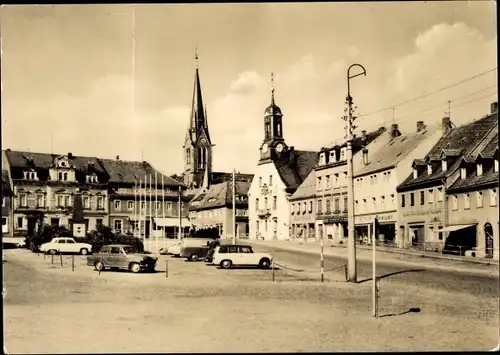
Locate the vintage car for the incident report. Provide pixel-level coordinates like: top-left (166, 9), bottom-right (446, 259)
top-left (212, 244), bottom-right (273, 269)
top-left (39, 237), bottom-right (92, 255)
top-left (179, 237), bottom-right (215, 261)
top-left (166, 242), bottom-right (182, 257)
top-left (86, 244), bottom-right (158, 273)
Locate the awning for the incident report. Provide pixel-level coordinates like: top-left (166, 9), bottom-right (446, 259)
top-left (439, 224), bottom-right (477, 233)
top-left (153, 217), bottom-right (191, 227)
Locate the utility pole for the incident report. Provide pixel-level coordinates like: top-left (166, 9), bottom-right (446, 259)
top-left (178, 185), bottom-right (182, 241)
top-left (372, 217), bottom-right (378, 318)
top-left (232, 169), bottom-right (236, 245)
top-left (344, 63), bottom-right (367, 283)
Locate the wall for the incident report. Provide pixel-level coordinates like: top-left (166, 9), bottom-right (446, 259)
top-left (447, 187), bottom-right (499, 259)
top-left (248, 162), bottom-right (290, 240)
top-left (289, 197), bottom-right (316, 240)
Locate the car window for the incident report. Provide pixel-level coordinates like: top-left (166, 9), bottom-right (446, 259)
top-left (66, 239), bottom-right (75, 244)
top-left (239, 246), bottom-right (253, 253)
top-left (218, 246), bottom-right (227, 254)
top-left (123, 246), bottom-right (136, 254)
top-left (57, 239), bottom-right (65, 244)
top-left (100, 247), bottom-right (110, 253)
top-left (110, 247), bottom-right (121, 254)
top-left (227, 246), bottom-right (238, 253)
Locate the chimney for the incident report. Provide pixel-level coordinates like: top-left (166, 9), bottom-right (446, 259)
top-left (390, 124), bottom-right (400, 138)
top-left (416, 121), bottom-right (425, 132)
top-left (68, 152), bottom-right (73, 159)
top-left (491, 102), bottom-right (498, 114)
top-left (361, 130), bottom-right (367, 139)
top-left (362, 148), bottom-right (369, 165)
top-left (441, 116), bottom-right (452, 136)
top-left (116, 155), bottom-right (120, 161)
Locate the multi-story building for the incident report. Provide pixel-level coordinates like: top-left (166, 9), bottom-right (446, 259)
top-left (2, 169), bottom-right (13, 238)
top-left (396, 102), bottom-right (498, 252)
top-left (314, 127), bottom-right (388, 243)
top-left (445, 127), bottom-right (498, 259)
top-left (289, 170), bottom-right (316, 242)
top-left (248, 87), bottom-right (318, 240)
top-left (97, 157), bottom-right (188, 238)
top-left (189, 170), bottom-right (253, 239)
top-left (5, 150), bottom-right (110, 238)
top-left (353, 120), bottom-right (442, 246)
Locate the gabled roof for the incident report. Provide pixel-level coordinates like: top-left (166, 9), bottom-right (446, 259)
top-left (189, 179), bottom-right (251, 211)
top-left (273, 149), bottom-right (319, 193)
top-left (397, 112), bottom-right (498, 190)
top-left (478, 132), bottom-right (498, 159)
top-left (321, 127), bottom-right (386, 155)
top-left (2, 170), bottom-right (12, 194)
top-left (354, 129), bottom-right (434, 177)
top-left (98, 159), bottom-right (183, 187)
top-left (447, 165), bottom-right (499, 193)
top-left (289, 168), bottom-right (316, 201)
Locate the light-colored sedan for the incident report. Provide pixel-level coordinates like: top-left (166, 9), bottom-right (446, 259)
top-left (212, 244), bottom-right (273, 269)
top-left (167, 243), bottom-right (182, 257)
top-left (40, 237), bottom-right (92, 255)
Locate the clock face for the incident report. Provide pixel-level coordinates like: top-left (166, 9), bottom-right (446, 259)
top-left (276, 143), bottom-right (284, 153)
top-left (262, 143), bottom-right (269, 154)
top-left (200, 138), bottom-right (206, 145)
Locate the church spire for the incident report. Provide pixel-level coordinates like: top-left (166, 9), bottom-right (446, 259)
top-left (270, 72), bottom-right (275, 105)
top-left (190, 48), bottom-right (206, 134)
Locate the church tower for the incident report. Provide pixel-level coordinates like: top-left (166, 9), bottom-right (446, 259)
top-left (259, 73), bottom-right (288, 164)
top-left (183, 51), bottom-right (213, 189)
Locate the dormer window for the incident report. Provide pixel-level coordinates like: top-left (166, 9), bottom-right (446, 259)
top-left (413, 168), bottom-right (418, 179)
top-left (319, 153), bottom-right (326, 166)
top-left (23, 171), bottom-right (38, 180)
top-left (477, 164), bottom-right (483, 177)
top-left (329, 151), bottom-right (336, 163)
top-left (86, 175), bottom-right (98, 183)
top-left (442, 160), bottom-right (447, 172)
top-left (340, 148), bottom-right (346, 161)
top-left (362, 149), bottom-right (369, 165)
top-left (460, 167), bottom-right (467, 180)
top-left (427, 164), bottom-right (432, 175)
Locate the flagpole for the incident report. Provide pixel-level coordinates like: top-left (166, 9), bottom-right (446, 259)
top-left (149, 174), bottom-right (152, 249)
top-left (155, 171), bottom-right (158, 253)
top-left (138, 179), bottom-right (142, 238)
top-left (144, 174), bottom-right (147, 246)
top-left (162, 174), bottom-right (166, 248)
top-left (178, 185), bottom-right (182, 241)
top-left (232, 169), bottom-right (236, 245)
top-left (134, 180), bottom-right (137, 236)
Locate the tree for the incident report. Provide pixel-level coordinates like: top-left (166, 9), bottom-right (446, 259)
top-left (27, 225), bottom-right (71, 252)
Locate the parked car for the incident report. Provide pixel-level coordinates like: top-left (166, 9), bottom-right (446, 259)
top-left (179, 237), bottom-right (215, 261)
top-left (167, 242), bottom-right (182, 257)
top-left (86, 244), bottom-right (158, 273)
top-left (39, 237), bottom-right (92, 255)
top-left (204, 240), bottom-right (224, 263)
top-left (212, 244), bottom-right (273, 269)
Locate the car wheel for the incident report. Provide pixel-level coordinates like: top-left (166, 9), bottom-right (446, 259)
top-left (189, 254), bottom-right (199, 262)
top-left (259, 258), bottom-right (271, 269)
top-left (129, 262), bottom-right (141, 273)
top-left (95, 261), bottom-right (105, 271)
top-left (80, 248), bottom-right (89, 255)
top-left (49, 249), bottom-right (58, 255)
top-left (221, 260), bottom-right (232, 269)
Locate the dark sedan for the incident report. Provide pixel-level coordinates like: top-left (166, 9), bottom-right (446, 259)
top-left (86, 244), bottom-right (158, 273)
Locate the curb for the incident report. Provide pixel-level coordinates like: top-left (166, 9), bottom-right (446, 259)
top-left (247, 241), bottom-right (500, 267)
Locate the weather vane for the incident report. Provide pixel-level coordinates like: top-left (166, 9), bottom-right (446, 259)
top-left (195, 46), bottom-right (199, 68)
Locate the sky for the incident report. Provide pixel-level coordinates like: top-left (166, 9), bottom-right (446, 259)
top-left (1, 2), bottom-right (497, 176)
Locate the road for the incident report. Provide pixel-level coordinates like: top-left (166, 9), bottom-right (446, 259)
top-left (250, 244), bottom-right (500, 298)
top-left (3, 249), bottom-right (499, 353)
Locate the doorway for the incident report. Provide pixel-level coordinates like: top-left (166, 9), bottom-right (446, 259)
top-left (27, 217), bottom-right (37, 238)
top-left (409, 225), bottom-right (425, 250)
top-left (485, 223), bottom-right (494, 258)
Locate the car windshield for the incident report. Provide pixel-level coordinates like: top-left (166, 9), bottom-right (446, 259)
top-left (122, 246), bottom-right (137, 254)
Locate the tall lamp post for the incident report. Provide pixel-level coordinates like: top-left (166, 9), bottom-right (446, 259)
top-left (344, 63), bottom-right (366, 283)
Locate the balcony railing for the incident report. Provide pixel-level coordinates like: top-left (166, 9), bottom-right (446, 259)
top-left (256, 208), bottom-right (271, 217)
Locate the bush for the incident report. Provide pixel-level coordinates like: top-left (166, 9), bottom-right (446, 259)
top-left (26, 225), bottom-right (71, 252)
top-left (84, 225), bottom-right (144, 253)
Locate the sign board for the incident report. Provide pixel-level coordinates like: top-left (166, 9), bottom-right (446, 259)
top-left (355, 212), bottom-right (395, 225)
top-left (73, 223), bottom-right (86, 238)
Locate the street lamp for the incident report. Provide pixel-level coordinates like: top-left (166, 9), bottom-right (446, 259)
top-left (344, 63), bottom-right (366, 283)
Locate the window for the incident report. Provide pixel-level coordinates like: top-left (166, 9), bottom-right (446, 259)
top-left (64, 195), bottom-right (70, 206)
top-left (269, 175), bottom-right (273, 186)
top-left (2, 217), bottom-right (6, 226)
top-left (291, 203), bottom-right (295, 214)
top-left (264, 197), bottom-right (268, 209)
top-left (437, 187), bottom-right (443, 202)
top-left (410, 193), bottom-right (415, 206)
top-left (166, 202), bottom-right (172, 210)
top-left (452, 195), bottom-right (458, 210)
top-left (334, 174), bottom-right (339, 187)
top-left (326, 199), bottom-right (331, 213)
top-left (355, 200), bottom-right (359, 213)
top-left (114, 200), bottom-right (121, 210)
top-left (127, 201), bottom-right (134, 210)
top-left (156, 201), bottom-right (161, 210)
top-left (372, 197), bottom-right (376, 210)
top-left (19, 193), bottom-right (27, 207)
top-left (36, 194), bottom-right (44, 207)
top-left (264, 220), bottom-right (268, 232)
top-left (477, 164), bottom-right (483, 177)
top-left (326, 175), bottom-right (331, 189)
top-left (319, 153), bottom-right (326, 165)
top-left (317, 177), bottom-right (322, 190)
top-left (380, 196), bottom-right (385, 209)
top-left (401, 194), bottom-right (406, 207)
top-left (256, 220), bottom-right (260, 232)
top-left (97, 196), bottom-right (104, 209)
top-left (114, 220), bottom-right (122, 232)
top-left (83, 196), bottom-right (90, 209)
top-left (386, 171), bottom-right (391, 182)
top-left (343, 197), bottom-right (348, 211)
top-left (464, 193), bottom-right (470, 209)
top-left (495, 159), bottom-right (499, 173)
top-left (420, 191), bottom-right (425, 205)
top-left (343, 172), bottom-right (348, 186)
top-left (477, 191), bottom-right (483, 208)
top-left (490, 189), bottom-right (497, 206)
top-left (17, 217), bottom-right (23, 228)
top-left (58, 172), bottom-right (63, 181)
top-left (460, 167), bottom-right (466, 180)
top-left (335, 198), bottom-right (340, 212)
top-left (317, 199), bottom-right (323, 214)
top-left (373, 175), bottom-right (377, 185)
top-left (438, 226), bottom-right (443, 240)
top-left (255, 198), bottom-right (259, 211)
top-left (1, 197), bottom-right (4, 207)
top-left (428, 189), bottom-right (434, 203)
top-left (362, 199), bottom-right (367, 210)
top-left (329, 151), bottom-right (336, 162)
top-left (302, 202), bottom-right (307, 214)
top-left (63, 172), bottom-right (68, 181)
top-left (340, 148), bottom-right (346, 160)
top-left (57, 195), bottom-right (63, 207)
top-left (442, 160), bottom-right (447, 172)
top-left (259, 177), bottom-right (262, 187)
top-left (413, 169), bottom-right (418, 179)
top-left (427, 164), bottom-right (432, 175)
top-left (309, 201), bottom-right (313, 212)
top-left (273, 196), bottom-right (277, 209)
top-left (239, 246), bottom-right (252, 253)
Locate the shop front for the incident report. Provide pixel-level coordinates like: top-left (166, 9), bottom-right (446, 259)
top-left (355, 212), bottom-right (397, 245)
top-left (318, 214), bottom-right (347, 242)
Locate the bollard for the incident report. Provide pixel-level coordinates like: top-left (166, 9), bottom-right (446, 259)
top-left (51, 254), bottom-right (54, 265)
top-left (272, 257), bottom-right (275, 282)
top-left (72, 254), bottom-right (75, 272)
top-left (165, 260), bottom-right (169, 278)
top-left (344, 264), bottom-right (348, 282)
top-left (60, 254), bottom-right (63, 267)
top-left (320, 236), bottom-right (324, 283)
top-left (44, 253), bottom-right (46, 260)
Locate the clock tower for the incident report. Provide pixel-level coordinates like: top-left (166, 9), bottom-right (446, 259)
top-left (259, 73), bottom-right (287, 164)
top-left (183, 52), bottom-right (213, 189)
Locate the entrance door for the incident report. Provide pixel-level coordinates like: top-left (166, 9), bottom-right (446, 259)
top-left (145, 220), bottom-right (150, 239)
top-left (27, 217), bottom-right (37, 238)
top-left (410, 225), bottom-right (425, 250)
top-left (51, 218), bottom-right (60, 227)
top-left (485, 223), bottom-right (494, 258)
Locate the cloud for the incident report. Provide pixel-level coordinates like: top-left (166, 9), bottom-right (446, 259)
top-left (228, 71), bottom-right (265, 96)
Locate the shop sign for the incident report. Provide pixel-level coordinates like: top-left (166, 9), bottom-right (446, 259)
top-left (355, 212), bottom-right (395, 225)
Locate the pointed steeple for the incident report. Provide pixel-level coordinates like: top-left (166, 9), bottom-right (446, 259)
top-left (190, 48), bottom-right (206, 134)
top-left (202, 163), bottom-right (210, 191)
